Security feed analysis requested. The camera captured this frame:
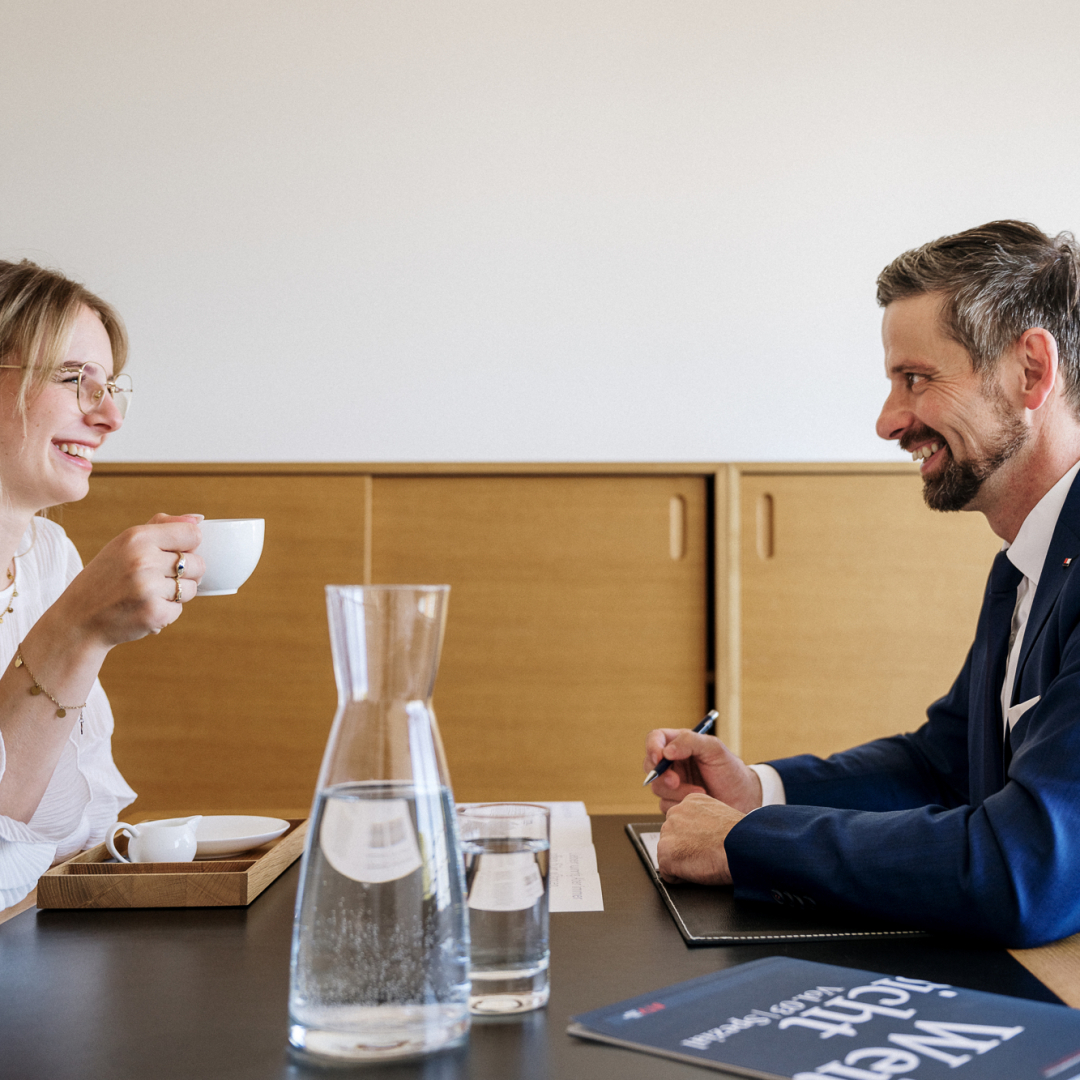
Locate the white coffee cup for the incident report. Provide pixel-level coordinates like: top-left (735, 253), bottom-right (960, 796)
top-left (106, 816), bottom-right (203, 864)
top-left (196, 518), bottom-right (265, 596)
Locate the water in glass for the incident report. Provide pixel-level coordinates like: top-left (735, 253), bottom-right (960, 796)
top-left (460, 805), bottom-right (550, 1014)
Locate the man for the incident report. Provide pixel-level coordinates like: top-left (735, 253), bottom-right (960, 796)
top-left (646, 220), bottom-right (1080, 948)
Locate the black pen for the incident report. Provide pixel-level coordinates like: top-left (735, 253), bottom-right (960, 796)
top-left (642, 709), bottom-right (719, 786)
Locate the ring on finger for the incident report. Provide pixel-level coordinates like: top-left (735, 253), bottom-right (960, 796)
top-left (173, 577), bottom-right (184, 604)
top-left (174, 552), bottom-right (187, 579)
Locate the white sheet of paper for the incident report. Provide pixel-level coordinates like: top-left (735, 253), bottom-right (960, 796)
top-left (456, 800), bottom-right (604, 911)
top-left (548, 845), bottom-right (604, 912)
top-left (543, 802), bottom-right (603, 911)
top-left (456, 801), bottom-right (591, 847)
top-left (532, 801), bottom-right (591, 844)
top-left (551, 820), bottom-right (593, 847)
top-left (640, 829), bottom-right (660, 869)
top-left (535, 800), bottom-right (587, 818)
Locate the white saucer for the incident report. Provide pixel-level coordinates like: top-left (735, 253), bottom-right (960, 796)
top-left (194, 816), bottom-right (290, 858)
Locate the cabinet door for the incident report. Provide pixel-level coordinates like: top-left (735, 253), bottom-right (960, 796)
top-left (739, 472), bottom-right (1001, 764)
top-left (60, 473), bottom-right (368, 813)
top-left (371, 476), bottom-right (707, 812)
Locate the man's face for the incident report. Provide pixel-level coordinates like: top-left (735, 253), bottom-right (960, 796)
top-left (876, 292), bottom-right (1027, 512)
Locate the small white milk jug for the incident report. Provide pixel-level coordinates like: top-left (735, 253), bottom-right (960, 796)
top-left (106, 816), bottom-right (203, 863)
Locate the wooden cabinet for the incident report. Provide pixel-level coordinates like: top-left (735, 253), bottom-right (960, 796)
top-left (55, 462), bottom-right (1004, 815)
top-left (60, 472), bottom-right (368, 813)
top-left (371, 475), bottom-right (708, 811)
top-left (736, 468), bottom-right (1001, 764)
top-left (60, 467), bottom-right (707, 814)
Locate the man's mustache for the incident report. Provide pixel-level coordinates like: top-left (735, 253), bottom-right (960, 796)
top-left (899, 427), bottom-right (947, 453)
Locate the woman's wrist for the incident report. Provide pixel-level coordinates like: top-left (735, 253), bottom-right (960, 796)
top-left (17, 609), bottom-right (110, 701)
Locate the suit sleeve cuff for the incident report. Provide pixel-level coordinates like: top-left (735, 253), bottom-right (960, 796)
top-left (749, 763), bottom-right (787, 806)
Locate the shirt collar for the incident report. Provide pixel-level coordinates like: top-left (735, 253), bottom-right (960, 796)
top-left (1005, 459), bottom-right (1080, 585)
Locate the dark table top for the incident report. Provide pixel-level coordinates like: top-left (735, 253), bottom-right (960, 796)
top-left (0, 815), bottom-right (1060, 1080)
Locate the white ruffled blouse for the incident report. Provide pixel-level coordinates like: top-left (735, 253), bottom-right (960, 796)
top-left (0, 517), bottom-right (136, 908)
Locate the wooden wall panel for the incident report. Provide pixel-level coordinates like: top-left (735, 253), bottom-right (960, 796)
top-left (51, 462), bottom-right (997, 818)
top-left (371, 476), bottom-right (709, 813)
top-left (58, 473), bottom-right (369, 814)
top-left (739, 472), bottom-right (1002, 764)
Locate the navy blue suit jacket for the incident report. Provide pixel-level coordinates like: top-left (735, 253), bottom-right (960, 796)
top-left (726, 477), bottom-right (1080, 947)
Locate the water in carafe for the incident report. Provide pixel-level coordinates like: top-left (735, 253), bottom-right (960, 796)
top-left (288, 586), bottom-right (470, 1062)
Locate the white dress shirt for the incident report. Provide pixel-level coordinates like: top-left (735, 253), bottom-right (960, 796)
top-left (997, 460), bottom-right (1080, 731)
top-left (0, 517), bottom-right (136, 908)
top-left (750, 459), bottom-right (1080, 806)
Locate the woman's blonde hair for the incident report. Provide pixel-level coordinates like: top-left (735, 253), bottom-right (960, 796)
top-left (0, 259), bottom-right (128, 417)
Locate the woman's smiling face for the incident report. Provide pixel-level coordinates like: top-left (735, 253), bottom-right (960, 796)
top-left (0, 305), bottom-right (123, 516)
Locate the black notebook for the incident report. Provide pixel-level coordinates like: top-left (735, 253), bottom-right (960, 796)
top-left (626, 823), bottom-right (925, 945)
top-left (569, 956), bottom-right (1080, 1079)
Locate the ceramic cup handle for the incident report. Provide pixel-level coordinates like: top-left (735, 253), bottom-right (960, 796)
top-left (106, 822), bottom-right (137, 863)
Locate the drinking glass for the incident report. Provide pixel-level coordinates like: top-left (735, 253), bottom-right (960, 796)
top-left (458, 803), bottom-right (551, 1014)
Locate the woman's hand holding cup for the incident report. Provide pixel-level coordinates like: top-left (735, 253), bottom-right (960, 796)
top-left (49, 513), bottom-right (206, 649)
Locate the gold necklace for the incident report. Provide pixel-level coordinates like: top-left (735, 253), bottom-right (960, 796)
top-left (0, 559), bottom-right (18, 624)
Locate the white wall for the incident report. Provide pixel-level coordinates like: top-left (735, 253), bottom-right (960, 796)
top-left (2, 1), bottom-right (1079, 463)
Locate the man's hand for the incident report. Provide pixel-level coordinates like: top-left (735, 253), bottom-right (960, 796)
top-left (656, 793), bottom-right (744, 885)
top-left (643, 727), bottom-right (763, 813)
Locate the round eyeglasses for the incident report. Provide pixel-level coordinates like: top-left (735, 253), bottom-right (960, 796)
top-left (0, 361), bottom-right (133, 419)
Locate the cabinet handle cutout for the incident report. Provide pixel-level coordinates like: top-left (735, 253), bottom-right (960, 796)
top-left (756, 494), bottom-right (774, 560)
top-left (669, 495), bottom-right (686, 560)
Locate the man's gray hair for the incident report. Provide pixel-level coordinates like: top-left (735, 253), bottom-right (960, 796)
top-left (877, 221), bottom-right (1080, 413)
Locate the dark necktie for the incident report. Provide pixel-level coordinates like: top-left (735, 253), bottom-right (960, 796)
top-left (985, 550), bottom-right (1024, 747)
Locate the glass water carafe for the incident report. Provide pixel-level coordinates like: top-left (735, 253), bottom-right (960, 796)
top-left (288, 585), bottom-right (470, 1062)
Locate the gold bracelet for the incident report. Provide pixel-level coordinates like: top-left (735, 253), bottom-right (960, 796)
top-left (14, 647), bottom-right (87, 732)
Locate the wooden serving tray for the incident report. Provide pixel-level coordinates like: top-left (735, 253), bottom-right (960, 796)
top-left (36, 818), bottom-right (308, 909)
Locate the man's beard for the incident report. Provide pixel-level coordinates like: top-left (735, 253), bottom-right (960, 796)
top-left (902, 392), bottom-right (1029, 513)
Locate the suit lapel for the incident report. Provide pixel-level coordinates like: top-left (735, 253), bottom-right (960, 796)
top-left (1012, 477), bottom-right (1080, 698)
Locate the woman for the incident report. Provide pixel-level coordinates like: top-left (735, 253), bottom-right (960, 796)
top-left (0, 259), bottom-right (204, 908)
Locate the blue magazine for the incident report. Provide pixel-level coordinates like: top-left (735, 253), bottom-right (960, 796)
top-left (568, 956), bottom-right (1080, 1079)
